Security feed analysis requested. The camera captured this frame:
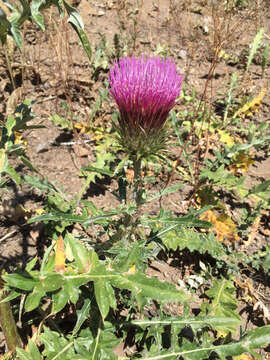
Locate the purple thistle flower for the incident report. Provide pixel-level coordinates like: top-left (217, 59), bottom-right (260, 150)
top-left (108, 56), bottom-right (183, 134)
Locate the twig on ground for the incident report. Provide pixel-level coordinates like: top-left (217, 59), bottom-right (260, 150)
top-left (0, 230), bottom-right (17, 243)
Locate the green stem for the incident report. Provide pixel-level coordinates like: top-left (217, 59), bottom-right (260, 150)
top-left (0, 277), bottom-right (22, 352)
top-left (4, 44), bottom-right (15, 91)
top-left (133, 156), bottom-right (143, 210)
top-left (118, 156), bottom-right (143, 245)
top-left (76, 173), bottom-right (92, 207)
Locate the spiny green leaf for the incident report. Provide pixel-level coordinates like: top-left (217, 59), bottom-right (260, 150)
top-left (24, 287), bottom-right (45, 312)
top-left (63, 0), bottom-right (92, 60)
top-left (52, 287), bottom-right (70, 314)
top-left (116, 241), bottom-right (144, 272)
top-left (3, 273), bottom-right (39, 291)
top-left (30, 0), bottom-right (46, 30)
top-left (64, 279), bottom-right (80, 304)
top-left (65, 233), bottom-right (90, 273)
top-left (146, 183), bottom-right (184, 203)
top-left (141, 325), bottom-right (270, 359)
top-left (144, 215), bottom-right (212, 228)
top-left (40, 326), bottom-right (75, 359)
top-left (28, 211), bottom-right (116, 226)
top-left (63, 0), bottom-right (83, 29)
top-left (27, 340), bottom-right (42, 360)
top-left (6, 116), bottom-right (16, 136)
top-left (24, 175), bottom-right (56, 193)
top-left (0, 290), bottom-right (21, 304)
top-left (199, 165), bottom-right (243, 190)
top-left (49, 114), bottom-right (73, 130)
top-left (20, 155), bottom-right (40, 173)
top-left (94, 279), bottom-right (110, 320)
top-left (86, 322), bottom-right (119, 359)
top-left (262, 44), bottom-right (269, 77)
top-left (81, 165), bottom-right (113, 177)
top-left (5, 164), bottom-right (22, 185)
top-left (132, 315), bottom-right (241, 332)
top-left (247, 179), bottom-right (270, 197)
top-left (16, 347), bottom-right (33, 360)
top-left (0, 8), bottom-right (10, 45)
top-left (94, 279), bottom-right (116, 319)
top-left (10, 22), bottom-right (22, 50)
top-left (160, 228), bottom-right (225, 258)
top-left (13, 100), bottom-right (36, 129)
top-left (40, 273), bottom-right (63, 292)
top-left (0, 149), bottom-right (8, 174)
top-left (246, 28), bottom-right (264, 72)
top-left (72, 298), bottom-right (91, 337)
top-left (111, 272), bottom-right (190, 304)
top-left (201, 278), bottom-right (241, 332)
top-left (27, 212), bottom-right (88, 224)
top-left (25, 257), bottom-right (38, 272)
top-left (74, 27), bottom-right (92, 60)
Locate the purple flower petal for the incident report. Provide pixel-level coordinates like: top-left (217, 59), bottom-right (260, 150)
top-left (108, 56), bottom-right (183, 133)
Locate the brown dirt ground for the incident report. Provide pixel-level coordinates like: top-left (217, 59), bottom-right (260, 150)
top-left (0, 0), bottom-right (270, 356)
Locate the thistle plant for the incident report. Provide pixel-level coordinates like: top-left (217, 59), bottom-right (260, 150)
top-left (108, 56), bottom-right (183, 207)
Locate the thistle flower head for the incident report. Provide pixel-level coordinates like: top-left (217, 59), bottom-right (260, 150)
top-left (108, 56), bottom-right (183, 134)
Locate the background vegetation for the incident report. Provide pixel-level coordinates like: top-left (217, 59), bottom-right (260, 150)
top-left (0, 0), bottom-right (270, 359)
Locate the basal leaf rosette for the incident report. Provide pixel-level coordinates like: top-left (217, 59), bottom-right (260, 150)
top-left (108, 56), bottom-right (183, 158)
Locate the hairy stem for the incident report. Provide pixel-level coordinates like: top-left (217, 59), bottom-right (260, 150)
top-left (0, 277), bottom-right (22, 352)
top-left (133, 156), bottom-right (143, 210)
top-left (76, 173), bottom-right (92, 207)
top-left (4, 44), bottom-right (15, 91)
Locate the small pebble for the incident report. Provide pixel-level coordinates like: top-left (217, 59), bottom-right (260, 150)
top-left (178, 50), bottom-right (187, 59)
top-left (36, 142), bottom-right (49, 153)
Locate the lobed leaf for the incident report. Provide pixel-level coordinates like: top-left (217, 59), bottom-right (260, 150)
top-left (141, 325), bottom-right (270, 359)
top-left (30, 0), bottom-right (46, 30)
top-left (144, 214), bottom-right (212, 228)
top-left (94, 279), bottom-right (116, 319)
top-left (16, 347), bottom-right (35, 360)
top-left (24, 287), bottom-right (45, 312)
top-left (52, 287), bottom-right (70, 314)
top-left (3, 273), bottom-right (39, 291)
top-left (65, 234), bottom-right (90, 273)
top-left (246, 28), bottom-right (264, 72)
top-left (41, 273), bottom-right (63, 292)
top-left (72, 298), bottom-right (91, 336)
top-left (201, 278), bottom-right (241, 333)
top-left (132, 315), bottom-right (241, 332)
top-left (63, 0), bottom-right (92, 60)
top-left (160, 228), bottom-right (225, 258)
top-left (111, 272), bottom-right (190, 304)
